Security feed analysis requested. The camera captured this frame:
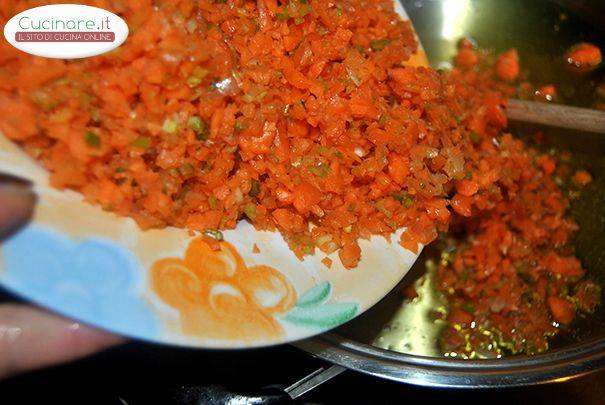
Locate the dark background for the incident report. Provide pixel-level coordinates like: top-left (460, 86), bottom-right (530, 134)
top-left (0, 301), bottom-right (603, 405)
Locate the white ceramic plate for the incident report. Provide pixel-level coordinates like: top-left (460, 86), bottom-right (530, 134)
top-left (0, 2), bottom-right (426, 348)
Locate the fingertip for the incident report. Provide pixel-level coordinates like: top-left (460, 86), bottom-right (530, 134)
top-left (64, 321), bottom-right (125, 355)
top-left (0, 305), bottom-right (123, 380)
top-left (0, 174), bottom-right (36, 240)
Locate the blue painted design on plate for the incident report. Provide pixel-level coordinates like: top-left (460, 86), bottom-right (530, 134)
top-left (1, 227), bottom-right (157, 337)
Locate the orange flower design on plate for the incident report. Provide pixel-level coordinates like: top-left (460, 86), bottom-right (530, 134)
top-left (150, 238), bottom-right (297, 341)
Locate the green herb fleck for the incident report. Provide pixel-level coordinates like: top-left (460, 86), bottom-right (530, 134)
top-left (219, 216), bottom-right (229, 228)
top-left (462, 302), bottom-right (475, 314)
top-left (30, 90), bottom-right (58, 112)
top-left (187, 115), bottom-right (203, 132)
top-left (204, 229), bottom-right (223, 240)
top-left (318, 145), bottom-right (330, 155)
top-left (132, 136), bottom-right (151, 149)
top-left (461, 268), bottom-right (473, 281)
top-left (191, 67), bottom-right (209, 81)
top-left (243, 203), bottom-right (257, 220)
top-left (391, 191), bottom-right (414, 207)
top-left (249, 180), bottom-right (261, 197)
top-left (162, 119), bottom-right (178, 134)
top-left (370, 38), bottom-right (393, 51)
top-left (208, 196), bottom-right (218, 209)
top-left (177, 185), bottom-right (190, 201)
top-left (470, 132), bottom-right (481, 144)
top-left (188, 115), bottom-right (208, 140)
top-left (302, 244), bottom-right (314, 255)
top-left (309, 162), bottom-right (332, 178)
top-left (300, 4), bottom-right (312, 16)
top-left (187, 76), bottom-right (202, 87)
top-left (234, 119), bottom-right (248, 131)
top-left (180, 163), bottom-right (194, 176)
top-left (84, 131), bottom-right (101, 148)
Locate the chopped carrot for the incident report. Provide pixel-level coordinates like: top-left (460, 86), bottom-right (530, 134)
top-left (401, 286), bottom-right (418, 300)
top-left (534, 84), bottom-right (557, 102)
top-left (451, 194), bottom-right (473, 217)
top-left (536, 155), bottom-right (556, 175)
top-left (565, 42), bottom-right (602, 72)
top-left (339, 237), bottom-right (361, 269)
top-left (448, 308), bottom-right (474, 326)
top-left (456, 180), bottom-right (479, 197)
top-left (293, 182), bottom-right (322, 215)
top-left (455, 48), bottom-right (478, 69)
top-left (573, 170), bottom-right (592, 187)
top-left (548, 296), bottom-right (575, 325)
top-left (272, 209), bottom-right (306, 233)
top-left (495, 49), bottom-right (520, 82)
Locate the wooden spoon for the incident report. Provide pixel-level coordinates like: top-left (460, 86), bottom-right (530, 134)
top-left (507, 99), bottom-right (605, 134)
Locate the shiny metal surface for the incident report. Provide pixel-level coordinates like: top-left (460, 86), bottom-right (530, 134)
top-left (284, 365), bottom-right (346, 399)
top-left (296, 334), bottom-right (605, 388)
top-left (372, 259), bottom-right (445, 357)
top-left (296, 0), bottom-right (605, 388)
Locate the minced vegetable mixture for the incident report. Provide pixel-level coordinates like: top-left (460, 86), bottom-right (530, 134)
top-left (0, 1), bottom-right (601, 354)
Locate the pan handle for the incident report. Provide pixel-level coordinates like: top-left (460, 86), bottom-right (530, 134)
top-left (284, 365), bottom-right (346, 399)
top-left (173, 365), bottom-right (346, 404)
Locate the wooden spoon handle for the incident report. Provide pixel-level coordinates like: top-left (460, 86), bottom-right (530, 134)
top-left (507, 99), bottom-right (605, 134)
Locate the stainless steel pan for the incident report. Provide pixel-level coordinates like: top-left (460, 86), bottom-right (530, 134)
top-left (294, 0), bottom-right (605, 390)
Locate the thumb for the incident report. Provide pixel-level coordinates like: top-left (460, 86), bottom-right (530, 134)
top-left (0, 173), bottom-right (36, 240)
top-left (0, 304), bottom-right (122, 379)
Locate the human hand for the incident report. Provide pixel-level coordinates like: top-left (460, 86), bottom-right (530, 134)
top-left (0, 175), bottom-right (121, 380)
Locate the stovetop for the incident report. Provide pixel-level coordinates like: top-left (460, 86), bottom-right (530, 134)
top-left (1, 293), bottom-right (604, 404)
top-left (1, 339), bottom-right (604, 404)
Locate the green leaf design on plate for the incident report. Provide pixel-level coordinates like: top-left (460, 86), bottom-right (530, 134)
top-left (283, 302), bottom-right (359, 328)
top-left (296, 281), bottom-right (331, 307)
